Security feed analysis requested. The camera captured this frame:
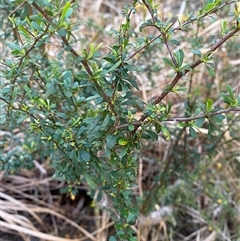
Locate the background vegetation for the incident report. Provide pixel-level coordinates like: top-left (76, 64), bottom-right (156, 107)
top-left (0, 0), bottom-right (240, 241)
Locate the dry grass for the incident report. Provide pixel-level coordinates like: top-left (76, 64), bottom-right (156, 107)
top-left (0, 168), bottom-right (114, 241)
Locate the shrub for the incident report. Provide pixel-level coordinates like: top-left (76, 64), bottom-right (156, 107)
top-left (1, 0), bottom-right (239, 240)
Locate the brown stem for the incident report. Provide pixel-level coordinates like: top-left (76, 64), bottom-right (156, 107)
top-left (163, 35), bottom-right (178, 68)
top-left (126, 34), bottom-right (161, 61)
top-left (155, 26), bottom-right (240, 105)
top-left (167, 107), bottom-right (240, 122)
top-left (142, 0), bottom-right (157, 22)
top-left (117, 107), bottom-right (240, 130)
top-left (130, 26), bottom-right (240, 136)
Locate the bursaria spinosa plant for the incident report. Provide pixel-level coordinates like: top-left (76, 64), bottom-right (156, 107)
top-left (1, 0), bottom-right (240, 240)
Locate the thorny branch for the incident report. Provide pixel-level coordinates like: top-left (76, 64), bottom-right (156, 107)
top-left (32, 3), bottom-right (118, 120)
top-left (116, 107), bottom-right (240, 130)
top-left (142, 0), bottom-right (178, 67)
top-left (166, 107), bottom-right (240, 122)
top-left (130, 26), bottom-right (240, 137)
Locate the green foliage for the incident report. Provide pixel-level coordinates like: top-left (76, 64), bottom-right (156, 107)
top-left (1, 0), bottom-right (240, 240)
top-left (221, 84), bottom-right (240, 106)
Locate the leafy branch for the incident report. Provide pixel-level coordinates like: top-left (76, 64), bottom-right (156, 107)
top-left (142, 0), bottom-right (178, 67)
top-left (7, 24), bottom-right (50, 85)
top-left (167, 107), bottom-right (240, 122)
top-left (32, 3), bottom-right (119, 120)
top-left (178, 0), bottom-right (239, 30)
top-left (126, 33), bottom-right (161, 61)
top-left (117, 107), bottom-right (240, 130)
top-left (131, 25), bottom-right (240, 136)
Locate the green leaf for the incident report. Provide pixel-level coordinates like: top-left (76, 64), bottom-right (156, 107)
top-left (211, 114), bottom-right (225, 123)
top-left (118, 138), bottom-right (129, 146)
top-left (221, 85), bottom-right (238, 106)
top-left (7, 42), bottom-right (21, 51)
top-left (226, 85), bottom-right (235, 99)
top-left (195, 117), bottom-right (205, 127)
top-left (206, 64), bottom-right (215, 76)
top-left (173, 85), bottom-right (187, 92)
top-left (129, 237), bottom-right (137, 241)
top-left (1, 85), bottom-right (12, 94)
top-left (0, 115), bottom-right (7, 124)
top-left (60, 1), bottom-right (71, 23)
top-left (206, 99), bottom-right (213, 112)
top-left (163, 57), bottom-right (176, 69)
top-left (102, 113), bottom-right (111, 127)
top-left (106, 134), bottom-right (117, 149)
top-left (85, 94), bottom-right (101, 101)
top-left (76, 70), bottom-right (89, 79)
top-left (128, 124), bottom-right (134, 131)
top-left (83, 173), bottom-right (97, 189)
top-left (139, 20), bottom-right (153, 31)
top-left (31, 21), bottom-right (42, 31)
top-left (161, 125), bottom-right (171, 140)
top-left (46, 82), bottom-right (57, 97)
top-left (208, 121), bottom-right (215, 134)
top-left (174, 49), bottom-right (184, 67)
top-left (191, 49), bottom-right (201, 57)
top-left (221, 19), bottom-right (227, 35)
top-left (194, 107), bottom-right (202, 116)
top-left (77, 126), bottom-right (86, 136)
top-left (29, 15), bottom-right (51, 24)
top-left (126, 78), bottom-right (139, 90)
top-left (70, 117), bottom-right (81, 127)
top-left (96, 190), bottom-right (102, 202)
top-left (57, 28), bottom-right (67, 37)
top-left (126, 213), bottom-right (135, 223)
top-left (189, 126), bottom-right (197, 138)
top-left (145, 130), bottom-right (158, 141)
top-left (32, 0), bottom-right (50, 7)
top-left (23, 84), bottom-right (32, 98)
top-left (109, 236), bottom-right (117, 241)
top-left (154, 122), bottom-right (161, 133)
top-left (129, 207), bottom-right (139, 215)
top-left (204, 2), bottom-right (217, 12)
top-left (99, 168), bottom-right (112, 182)
top-left (65, 8), bottom-right (73, 19)
top-left (18, 25), bottom-right (30, 39)
top-left (106, 60), bottom-right (122, 73)
top-left (17, 115), bottom-right (28, 124)
top-left (60, 186), bottom-right (69, 194)
top-left (78, 149), bottom-right (90, 162)
top-left (221, 93), bottom-right (230, 104)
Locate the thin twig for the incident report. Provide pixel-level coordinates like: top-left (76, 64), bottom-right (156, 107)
top-left (126, 34), bottom-right (161, 61)
top-left (142, 0), bottom-right (157, 22)
top-left (11, 24), bottom-right (50, 85)
top-left (174, 0), bottom-right (238, 31)
top-left (0, 97), bottom-right (38, 121)
top-left (141, 0), bottom-right (178, 67)
top-left (167, 107), bottom-right (240, 122)
top-left (116, 107), bottom-right (240, 130)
